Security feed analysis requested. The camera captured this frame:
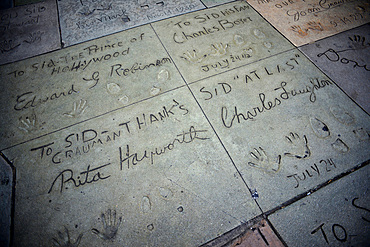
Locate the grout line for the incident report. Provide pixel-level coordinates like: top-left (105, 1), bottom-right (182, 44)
top-left (54, 0), bottom-right (63, 48)
top-left (265, 218), bottom-right (289, 247)
top-left (150, 22), bottom-right (265, 214)
top-left (199, 0), bottom-right (207, 8)
top-left (263, 159), bottom-right (370, 217)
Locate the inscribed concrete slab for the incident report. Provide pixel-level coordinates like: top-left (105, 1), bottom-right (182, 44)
top-left (0, 24), bottom-right (184, 151)
top-left (0, 156), bottom-right (13, 247)
top-left (246, 0), bottom-right (370, 46)
top-left (189, 48), bottom-right (370, 211)
top-left (202, 0), bottom-right (237, 7)
top-left (152, 1), bottom-right (294, 83)
top-left (0, 0), bottom-right (60, 65)
top-left (299, 23), bottom-right (370, 113)
top-left (1, 86), bottom-right (261, 247)
top-left (57, 0), bottom-right (205, 47)
top-left (269, 165), bottom-right (370, 247)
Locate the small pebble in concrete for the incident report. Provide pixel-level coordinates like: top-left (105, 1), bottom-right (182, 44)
top-left (147, 224), bottom-right (154, 231)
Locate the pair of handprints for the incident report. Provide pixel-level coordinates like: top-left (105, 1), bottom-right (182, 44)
top-left (52, 209), bottom-right (122, 247)
top-left (248, 132), bottom-right (310, 174)
top-left (0, 32), bottom-right (44, 53)
top-left (180, 43), bottom-right (229, 64)
top-left (291, 21), bottom-right (324, 37)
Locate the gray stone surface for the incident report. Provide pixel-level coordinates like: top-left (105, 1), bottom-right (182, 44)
top-left (299, 23), bottom-right (370, 113)
top-left (0, 24), bottom-right (184, 151)
top-left (2, 86), bottom-right (261, 247)
top-left (58, 0), bottom-right (205, 46)
top-left (189, 48), bottom-right (370, 211)
top-left (152, 1), bottom-right (294, 83)
top-left (202, 0), bottom-right (237, 7)
top-left (269, 165), bottom-right (370, 247)
top-left (0, 155), bottom-right (12, 247)
top-left (0, 1), bottom-right (370, 246)
top-left (0, 0), bottom-right (60, 65)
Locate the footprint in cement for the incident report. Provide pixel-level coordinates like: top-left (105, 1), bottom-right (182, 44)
top-left (329, 106), bottom-right (355, 125)
top-left (233, 34), bottom-right (245, 45)
top-left (150, 86), bottom-right (161, 96)
top-left (309, 117), bottom-right (330, 138)
top-left (158, 187), bottom-right (173, 200)
top-left (253, 29), bottom-right (266, 39)
top-left (263, 41), bottom-right (273, 49)
top-left (157, 69), bottom-right (170, 83)
top-left (118, 95), bottom-right (129, 105)
top-left (353, 128), bottom-right (370, 141)
top-left (331, 138), bottom-right (349, 153)
top-left (107, 83), bottom-right (122, 95)
top-left (141, 196), bottom-right (152, 214)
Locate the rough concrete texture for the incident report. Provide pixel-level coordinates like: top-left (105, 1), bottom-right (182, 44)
top-left (0, 0), bottom-right (60, 65)
top-left (299, 23), bottom-right (370, 113)
top-left (58, 0), bottom-right (205, 46)
top-left (0, 1), bottom-right (369, 246)
top-left (202, 0), bottom-right (238, 7)
top-left (269, 165), bottom-right (370, 247)
top-left (247, 0), bottom-right (370, 46)
top-left (0, 156), bottom-right (12, 247)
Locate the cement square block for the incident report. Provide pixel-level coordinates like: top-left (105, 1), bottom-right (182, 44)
top-left (0, 0), bottom-right (60, 65)
top-left (268, 165), bottom-right (370, 247)
top-left (299, 23), bottom-right (370, 113)
top-left (2, 86), bottom-right (261, 247)
top-left (152, 1), bottom-right (294, 83)
top-left (0, 24), bottom-right (184, 151)
top-left (0, 156), bottom-right (13, 247)
top-left (246, 0), bottom-right (370, 46)
top-left (189, 48), bottom-right (370, 211)
top-left (57, 0), bottom-right (205, 47)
